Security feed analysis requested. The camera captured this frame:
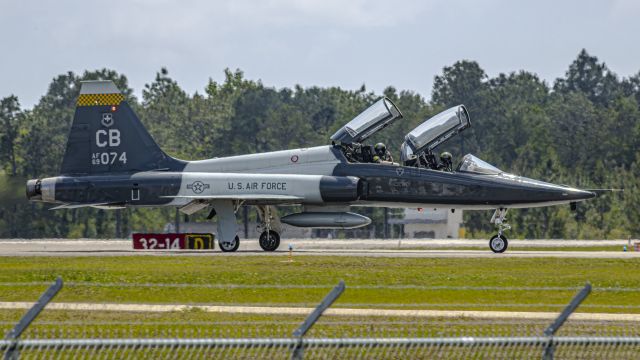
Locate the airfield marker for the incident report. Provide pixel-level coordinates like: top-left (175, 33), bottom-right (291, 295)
top-left (288, 243), bottom-right (293, 262)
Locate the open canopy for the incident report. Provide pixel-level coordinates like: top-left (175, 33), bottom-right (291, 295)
top-left (331, 97), bottom-right (403, 144)
top-left (403, 105), bottom-right (471, 155)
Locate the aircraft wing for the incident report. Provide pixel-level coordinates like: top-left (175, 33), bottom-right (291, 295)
top-left (50, 195), bottom-right (304, 211)
top-left (165, 195), bottom-right (305, 217)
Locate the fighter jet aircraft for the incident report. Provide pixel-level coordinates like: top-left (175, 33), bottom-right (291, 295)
top-left (26, 80), bottom-right (596, 253)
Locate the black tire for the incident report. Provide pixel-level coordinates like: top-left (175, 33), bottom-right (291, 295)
top-left (219, 235), bottom-right (240, 252)
top-left (259, 230), bottom-right (280, 252)
top-left (489, 234), bottom-right (508, 253)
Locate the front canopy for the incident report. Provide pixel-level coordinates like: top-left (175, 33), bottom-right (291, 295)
top-left (403, 105), bottom-right (471, 155)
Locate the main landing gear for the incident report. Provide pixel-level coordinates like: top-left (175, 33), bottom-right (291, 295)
top-left (489, 208), bottom-right (510, 253)
top-left (208, 202), bottom-right (282, 252)
top-left (210, 200), bottom-right (242, 253)
top-left (219, 235), bottom-right (240, 252)
top-left (256, 205), bottom-right (282, 252)
top-left (259, 230), bottom-right (280, 252)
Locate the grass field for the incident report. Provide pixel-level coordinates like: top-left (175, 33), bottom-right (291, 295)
top-left (1, 256), bottom-right (639, 311)
top-left (1, 255), bottom-right (639, 339)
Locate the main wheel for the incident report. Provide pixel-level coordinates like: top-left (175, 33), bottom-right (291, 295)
top-left (219, 235), bottom-right (240, 252)
top-left (259, 230), bottom-right (280, 252)
top-left (489, 234), bottom-right (508, 253)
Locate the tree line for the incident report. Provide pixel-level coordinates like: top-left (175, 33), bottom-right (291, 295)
top-left (0, 49), bottom-right (638, 239)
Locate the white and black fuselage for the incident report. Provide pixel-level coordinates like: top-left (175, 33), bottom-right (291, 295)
top-left (26, 80), bottom-right (596, 252)
top-left (32, 145), bottom-right (594, 210)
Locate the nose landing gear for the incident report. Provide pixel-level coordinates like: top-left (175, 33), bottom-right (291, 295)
top-left (489, 208), bottom-right (510, 253)
top-left (489, 234), bottom-right (508, 253)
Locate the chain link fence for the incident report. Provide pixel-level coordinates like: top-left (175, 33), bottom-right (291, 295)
top-left (3, 333), bottom-right (640, 359)
top-left (2, 279), bottom-right (640, 359)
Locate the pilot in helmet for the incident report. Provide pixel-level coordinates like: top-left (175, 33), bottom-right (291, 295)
top-left (439, 151), bottom-right (453, 171)
top-left (374, 143), bottom-right (393, 162)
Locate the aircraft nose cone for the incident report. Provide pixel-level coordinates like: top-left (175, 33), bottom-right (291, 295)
top-left (565, 188), bottom-right (596, 201)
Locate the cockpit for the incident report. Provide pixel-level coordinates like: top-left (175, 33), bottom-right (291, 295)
top-left (399, 105), bottom-right (471, 172)
top-left (331, 98), bottom-right (502, 175)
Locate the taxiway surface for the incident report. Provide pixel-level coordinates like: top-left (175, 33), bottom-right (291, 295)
top-left (0, 239), bottom-right (637, 258)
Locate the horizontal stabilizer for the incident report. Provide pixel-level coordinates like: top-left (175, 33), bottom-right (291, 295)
top-left (50, 203), bottom-right (125, 210)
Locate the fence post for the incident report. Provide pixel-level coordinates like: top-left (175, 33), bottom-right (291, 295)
top-left (3, 277), bottom-right (63, 360)
top-left (291, 280), bottom-right (345, 360)
top-left (542, 282), bottom-right (591, 360)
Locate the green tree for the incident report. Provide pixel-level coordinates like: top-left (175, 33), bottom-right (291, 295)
top-left (554, 49), bottom-right (621, 106)
top-left (141, 68), bottom-right (189, 157)
top-left (0, 95), bottom-right (22, 176)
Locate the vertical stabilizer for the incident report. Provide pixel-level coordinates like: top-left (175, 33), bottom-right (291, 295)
top-left (60, 81), bottom-right (183, 175)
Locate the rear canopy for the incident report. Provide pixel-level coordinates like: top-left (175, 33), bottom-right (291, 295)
top-left (331, 97), bottom-right (403, 144)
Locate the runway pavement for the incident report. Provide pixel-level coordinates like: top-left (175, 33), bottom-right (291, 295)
top-left (0, 238), bottom-right (638, 258)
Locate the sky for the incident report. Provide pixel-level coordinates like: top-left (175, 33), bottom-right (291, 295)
top-left (1, 0), bottom-right (639, 108)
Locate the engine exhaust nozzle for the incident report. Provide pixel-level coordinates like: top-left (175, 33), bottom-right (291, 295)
top-left (26, 179), bottom-right (42, 200)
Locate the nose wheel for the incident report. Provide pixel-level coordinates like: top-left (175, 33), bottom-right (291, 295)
top-left (259, 230), bottom-right (281, 251)
top-left (489, 208), bottom-right (510, 253)
top-left (489, 234), bottom-right (508, 253)
top-left (219, 235), bottom-right (240, 252)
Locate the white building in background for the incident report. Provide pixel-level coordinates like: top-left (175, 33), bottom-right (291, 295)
top-left (389, 208), bottom-right (463, 239)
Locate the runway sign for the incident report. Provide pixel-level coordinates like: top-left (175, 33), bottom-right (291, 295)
top-left (185, 234), bottom-right (215, 250)
top-left (132, 233), bottom-right (215, 250)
